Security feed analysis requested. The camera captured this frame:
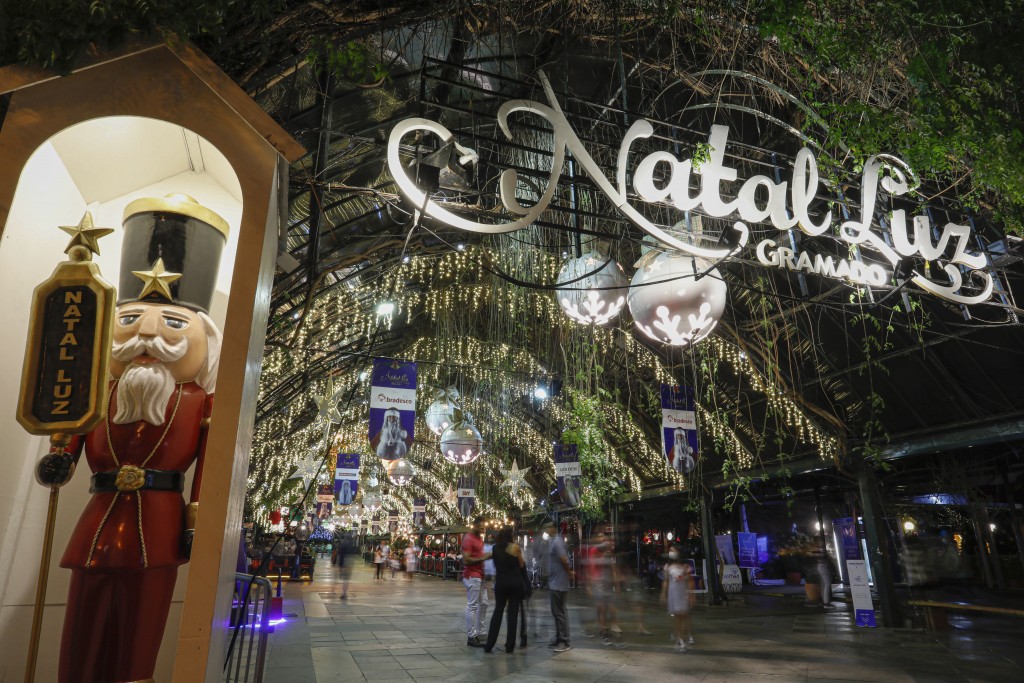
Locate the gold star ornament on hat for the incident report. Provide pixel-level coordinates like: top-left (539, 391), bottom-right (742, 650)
top-left (59, 211), bottom-right (115, 257)
top-left (132, 258), bottom-right (183, 302)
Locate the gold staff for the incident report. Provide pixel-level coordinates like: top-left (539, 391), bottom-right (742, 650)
top-left (16, 213), bottom-right (115, 682)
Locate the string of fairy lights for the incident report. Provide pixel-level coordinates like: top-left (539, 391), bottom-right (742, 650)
top-left (251, 243), bottom-right (844, 528)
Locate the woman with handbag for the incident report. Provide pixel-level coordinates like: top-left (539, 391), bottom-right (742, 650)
top-left (483, 526), bottom-right (526, 654)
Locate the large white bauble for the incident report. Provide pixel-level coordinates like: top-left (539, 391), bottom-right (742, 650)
top-left (627, 251), bottom-right (728, 347)
top-left (387, 458), bottom-right (416, 486)
top-left (424, 398), bottom-right (456, 435)
top-left (555, 251), bottom-right (628, 325)
top-left (346, 502), bottom-right (363, 520)
top-left (440, 420), bottom-right (484, 465)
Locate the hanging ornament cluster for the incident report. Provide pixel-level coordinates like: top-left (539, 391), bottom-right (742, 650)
top-left (388, 458), bottom-right (416, 487)
top-left (627, 251), bottom-right (727, 347)
top-left (553, 230), bottom-right (731, 348)
top-left (362, 491), bottom-right (382, 513)
top-left (440, 413), bottom-right (484, 465)
top-left (555, 251), bottom-right (628, 325)
top-left (425, 387), bottom-right (459, 435)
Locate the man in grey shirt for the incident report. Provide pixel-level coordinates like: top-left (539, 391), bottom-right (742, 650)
top-left (542, 519), bottom-right (574, 652)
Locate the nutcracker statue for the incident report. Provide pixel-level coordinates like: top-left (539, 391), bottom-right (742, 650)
top-left (34, 194), bottom-right (227, 683)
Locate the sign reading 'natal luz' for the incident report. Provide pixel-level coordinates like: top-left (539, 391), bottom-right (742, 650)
top-left (387, 71), bottom-right (994, 306)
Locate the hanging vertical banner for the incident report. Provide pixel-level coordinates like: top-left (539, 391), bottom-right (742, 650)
top-left (413, 498), bottom-right (426, 526)
top-left (737, 532), bottom-right (758, 568)
top-left (388, 509), bottom-right (399, 533)
top-left (554, 444), bottom-right (582, 508)
top-left (315, 484), bottom-right (334, 520)
top-left (368, 358), bottom-right (417, 461)
top-left (457, 476), bottom-right (475, 519)
top-left (334, 454), bottom-right (361, 505)
top-left (847, 560), bottom-right (877, 627)
top-left (661, 384), bottom-right (698, 474)
top-left (371, 518), bottom-right (381, 534)
top-left (833, 517), bottom-right (862, 560)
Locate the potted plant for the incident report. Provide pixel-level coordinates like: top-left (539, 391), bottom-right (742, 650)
top-left (778, 533), bottom-right (816, 586)
top-left (803, 564), bottom-right (823, 603)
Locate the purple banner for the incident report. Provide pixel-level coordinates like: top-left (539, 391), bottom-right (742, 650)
top-left (661, 385), bottom-right (698, 474)
top-left (413, 498), bottom-right (426, 526)
top-left (833, 517), bottom-right (861, 561)
top-left (314, 501), bottom-right (333, 520)
top-left (554, 444), bottom-right (582, 508)
top-left (368, 359), bottom-right (417, 461)
top-left (457, 476), bottom-right (475, 519)
top-left (334, 454), bottom-right (360, 505)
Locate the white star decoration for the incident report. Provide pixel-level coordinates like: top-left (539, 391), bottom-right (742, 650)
top-left (312, 380), bottom-right (345, 425)
top-left (500, 460), bottom-right (529, 496)
top-left (288, 452), bottom-right (322, 492)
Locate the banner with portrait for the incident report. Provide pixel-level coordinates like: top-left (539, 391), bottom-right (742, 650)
top-left (413, 498), bottom-right (426, 526)
top-left (661, 384), bottom-right (698, 474)
top-left (314, 484), bottom-right (334, 521)
top-left (368, 359), bottom-right (417, 461)
top-left (334, 453), bottom-right (360, 505)
top-left (457, 476), bottom-right (475, 520)
top-left (388, 509), bottom-right (399, 533)
top-left (554, 443), bottom-right (582, 508)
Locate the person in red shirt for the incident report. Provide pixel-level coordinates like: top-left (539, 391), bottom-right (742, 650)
top-left (461, 517), bottom-right (492, 646)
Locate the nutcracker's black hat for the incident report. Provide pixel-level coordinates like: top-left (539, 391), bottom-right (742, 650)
top-left (118, 194), bottom-right (229, 313)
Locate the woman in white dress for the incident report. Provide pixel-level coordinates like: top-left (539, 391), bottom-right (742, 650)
top-left (660, 547), bottom-right (696, 652)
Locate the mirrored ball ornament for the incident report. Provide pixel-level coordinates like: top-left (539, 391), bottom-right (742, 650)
top-left (440, 420), bottom-right (484, 465)
top-left (627, 251), bottom-right (728, 347)
top-left (362, 492), bottom-right (382, 513)
top-left (555, 251), bottom-right (628, 325)
top-left (387, 458), bottom-right (416, 487)
top-left (424, 398), bottom-right (456, 435)
top-left (346, 502), bottom-right (362, 520)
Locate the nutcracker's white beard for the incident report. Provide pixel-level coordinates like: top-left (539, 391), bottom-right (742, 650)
top-left (110, 336), bottom-right (188, 425)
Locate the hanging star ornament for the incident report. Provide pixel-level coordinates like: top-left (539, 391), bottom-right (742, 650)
top-left (132, 257), bottom-right (182, 301)
top-left (312, 379), bottom-right (344, 425)
top-left (500, 460), bottom-right (529, 496)
top-left (288, 452), bottom-right (322, 492)
top-left (59, 211), bottom-right (114, 256)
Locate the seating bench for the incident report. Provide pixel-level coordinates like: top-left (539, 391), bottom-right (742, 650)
top-left (907, 600), bottom-right (1024, 631)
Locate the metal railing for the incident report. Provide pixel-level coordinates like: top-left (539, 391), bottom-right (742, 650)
top-left (224, 572), bottom-right (273, 683)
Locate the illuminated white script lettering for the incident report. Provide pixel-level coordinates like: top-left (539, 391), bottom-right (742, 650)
top-left (386, 75), bottom-right (993, 305)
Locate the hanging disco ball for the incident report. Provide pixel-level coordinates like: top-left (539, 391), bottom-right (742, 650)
top-left (555, 251), bottom-right (628, 325)
top-left (440, 419), bottom-right (484, 465)
top-left (346, 502), bottom-right (363, 520)
top-left (627, 251), bottom-right (728, 347)
top-left (388, 458), bottom-right (416, 487)
top-left (362, 492), bottom-right (382, 513)
top-left (424, 395), bottom-right (457, 435)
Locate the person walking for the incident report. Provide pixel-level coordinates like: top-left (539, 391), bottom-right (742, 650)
top-left (462, 517), bottom-right (492, 647)
top-left (542, 519), bottom-right (574, 652)
top-left (481, 532), bottom-right (495, 637)
top-left (587, 531), bottom-right (622, 644)
top-left (661, 546), bottom-right (696, 652)
top-left (404, 543), bottom-right (418, 580)
top-left (483, 527), bottom-right (526, 654)
top-left (373, 540), bottom-right (388, 581)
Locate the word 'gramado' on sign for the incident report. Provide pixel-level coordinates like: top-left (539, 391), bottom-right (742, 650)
top-left (386, 73), bottom-right (993, 305)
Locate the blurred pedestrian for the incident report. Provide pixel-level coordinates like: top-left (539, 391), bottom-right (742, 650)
top-left (542, 520), bottom-right (574, 652)
top-left (587, 531), bottom-right (622, 644)
top-left (661, 546), bottom-right (695, 652)
top-left (483, 526), bottom-right (526, 654)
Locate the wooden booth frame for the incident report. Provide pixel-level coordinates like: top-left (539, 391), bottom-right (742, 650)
top-left (0, 37), bottom-right (304, 682)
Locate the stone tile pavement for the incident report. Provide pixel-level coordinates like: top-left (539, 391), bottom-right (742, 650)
top-left (257, 561), bottom-right (1024, 683)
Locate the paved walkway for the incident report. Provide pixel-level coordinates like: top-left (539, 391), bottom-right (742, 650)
top-left (259, 561), bottom-right (1023, 683)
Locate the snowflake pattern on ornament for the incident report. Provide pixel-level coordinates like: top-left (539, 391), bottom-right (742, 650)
top-left (637, 302), bottom-right (719, 346)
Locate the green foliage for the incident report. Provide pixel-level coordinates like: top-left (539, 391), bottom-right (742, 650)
top-left (0, 0), bottom-right (284, 72)
top-left (561, 389), bottom-right (624, 521)
top-left (307, 38), bottom-right (389, 85)
top-left (748, 0), bottom-right (1024, 233)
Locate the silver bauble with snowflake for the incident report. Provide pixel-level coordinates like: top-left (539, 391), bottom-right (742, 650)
top-left (556, 251), bottom-right (628, 325)
top-left (388, 458), bottom-right (416, 487)
top-left (440, 418), bottom-right (484, 465)
top-left (425, 395), bottom-right (457, 435)
top-left (346, 502), bottom-right (363, 520)
top-left (362, 491), bottom-right (382, 513)
top-left (627, 251), bottom-right (727, 347)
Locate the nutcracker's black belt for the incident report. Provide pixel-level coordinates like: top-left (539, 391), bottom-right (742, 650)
top-left (90, 467), bottom-right (185, 493)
